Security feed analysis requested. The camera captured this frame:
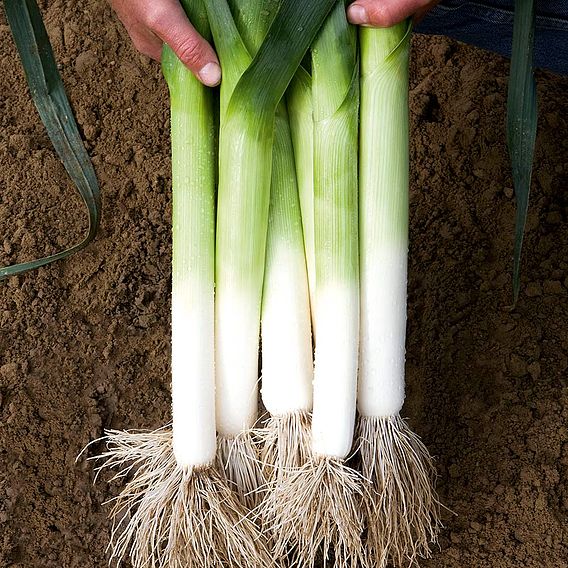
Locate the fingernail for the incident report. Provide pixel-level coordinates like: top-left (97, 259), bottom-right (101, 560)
top-left (198, 62), bottom-right (221, 86)
top-left (347, 4), bottom-right (368, 24)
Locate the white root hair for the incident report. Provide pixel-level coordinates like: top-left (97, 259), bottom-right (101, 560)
top-left (263, 455), bottom-right (366, 568)
top-left (217, 432), bottom-right (266, 511)
top-left (257, 410), bottom-right (312, 482)
top-left (358, 415), bottom-right (442, 568)
top-left (90, 428), bottom-right (274, 568)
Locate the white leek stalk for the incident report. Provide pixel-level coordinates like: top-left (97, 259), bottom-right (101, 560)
top-left (310, 2), bottom-right (360, 461)
top-left (358, 23), bottom-right (409, 421)
top-left (205, 0), bottom-right (255, 439)
top-left (203, 0), bottom-right (265, 507)
top-left (206, 1), bottom-right (252, 438)
top-left (169, 28), bottom-right (216, 471)
top-left (357, 21), bottom-right (441, 567)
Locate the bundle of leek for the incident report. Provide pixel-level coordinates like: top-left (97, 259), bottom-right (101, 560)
top-left (90, 0), bottom-right (335, 566)
top-left (90, 3), bottom-right (272, 567)
top-left (88, 1), bottom-right (442, 567)
top-left (262, 7), bottom-right (442, 568)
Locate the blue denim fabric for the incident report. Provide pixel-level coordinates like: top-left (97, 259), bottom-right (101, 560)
top-left (415, 0), bottom-right (568, 75)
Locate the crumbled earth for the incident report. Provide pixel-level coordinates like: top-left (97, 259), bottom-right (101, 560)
top-left (0, 2), bottom-right (567, 567)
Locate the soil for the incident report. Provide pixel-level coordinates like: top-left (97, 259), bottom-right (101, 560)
top-left (1, 1), bottom-right (567, 567)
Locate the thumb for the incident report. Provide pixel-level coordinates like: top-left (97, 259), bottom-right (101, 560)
top-left (347, 0), bottom-right (431, 27)
top-left (148, 2), bottom-right (221, 86)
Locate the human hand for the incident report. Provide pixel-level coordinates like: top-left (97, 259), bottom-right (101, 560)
top-left (347, 0), bottom-right (439, 27)
top-left (108, 0), bottom-right (221, 86)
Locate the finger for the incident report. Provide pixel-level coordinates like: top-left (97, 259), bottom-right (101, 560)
top-left (347, 0), bottom-right (431, 28)
top-left (145, 2), bottom-right (221, 86)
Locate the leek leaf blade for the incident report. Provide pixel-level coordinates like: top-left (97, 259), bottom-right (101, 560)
top-left (506, 0), bottom-right (537, 302)
top-left (227, 0), bottom-right (337, 117)
top-left (1, 0), bottom-right (101, 280)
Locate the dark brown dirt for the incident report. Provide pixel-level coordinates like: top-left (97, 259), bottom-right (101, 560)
top-left (1, 1), bottom-right (567, 567)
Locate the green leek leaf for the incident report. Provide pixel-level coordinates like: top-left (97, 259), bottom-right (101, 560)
top-left (1, 0), bottom-right (101, 280)
top-left (507, 0), bottom-right (537, 302)
top-left (228, 0), bottom-right (336, 116)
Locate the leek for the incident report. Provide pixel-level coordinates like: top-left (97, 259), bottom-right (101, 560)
top-left (265, 3), bottom-right (365, 567)
top-left (203, 0), bottom-right (263, 508)
top-left (311, 0), bottom-right (360, 462)
top-left (357, 22), bottom-right (441, 567)
top-left (167, 11), bottom-right (216, 473)
top-left (260, 101), bottom-right (313, 477)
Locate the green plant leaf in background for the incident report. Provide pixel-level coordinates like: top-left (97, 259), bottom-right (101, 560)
top-left (1, 0), bottom-right (101, 280)
top-left (506, 0), bottom-right (537, 303)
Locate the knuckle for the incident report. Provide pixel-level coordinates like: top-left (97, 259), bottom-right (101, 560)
top-left (360, 0), bottom-right (403, 27)
top-left (143, 5), bottom-right (167, 30)
top-left (176, 37), bottom-right (205, 67)
top-left (131, 37), bottom-right (148, 55)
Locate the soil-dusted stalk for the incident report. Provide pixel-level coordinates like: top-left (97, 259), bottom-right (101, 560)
top-left (357, 22), bottom-right (442, 567)
top-left (88, 2), bottom-right (273, 567)
top-left (263, 3), bottom-right (365, 567)
top-left (203, 0), bottom-right (336, 508)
